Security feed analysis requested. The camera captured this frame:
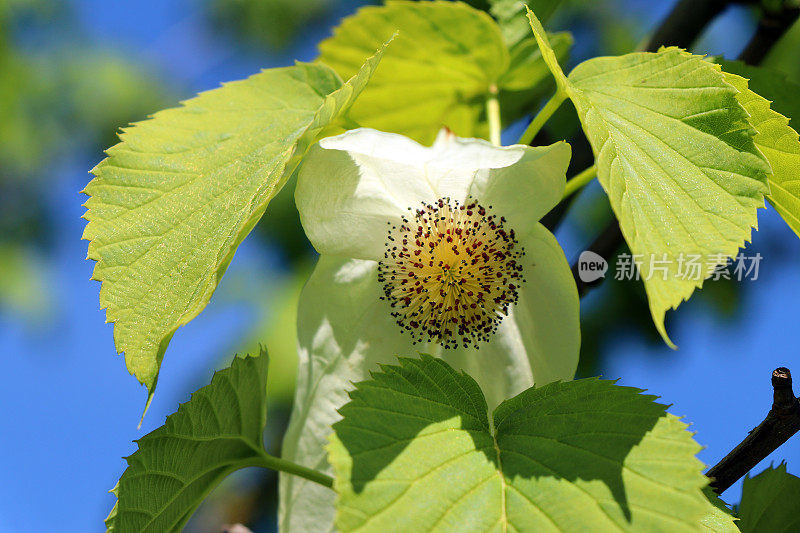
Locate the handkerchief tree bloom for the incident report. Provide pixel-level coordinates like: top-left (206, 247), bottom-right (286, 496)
top-left (87, 2), bottom-right (800, 531)
top-left (281, 128), bottom-right (580, 530)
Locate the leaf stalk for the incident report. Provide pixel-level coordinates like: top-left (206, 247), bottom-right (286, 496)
top-left (518, 90), bottom-right (567, 146)
top-left (487, 86), bottom-right (502, 146)
top-left (563, 165), bottom-right (597, 199)
top-left (256, 451), bottom-right (334, 488)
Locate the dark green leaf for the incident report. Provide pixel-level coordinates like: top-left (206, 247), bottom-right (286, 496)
top-left (107, 351), bottom-right (270, 532)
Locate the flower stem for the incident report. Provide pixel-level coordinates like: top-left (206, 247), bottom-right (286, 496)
top-left (517, 90), bottom-right (567, 146)
top-left (255, 450), bottom-right (334, 488)
top-left (486, 85), bottom-right (501, 146)
top-left (563, 165), bottom-right (597, 199)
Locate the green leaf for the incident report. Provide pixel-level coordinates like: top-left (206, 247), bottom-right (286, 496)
top-left (107, 351), bottom-right (270, 532)
top-left (716, 60), bottom-right (800, 125)
top-left (490, 1), bottom-right (571, 96)
top-left (719, 64), bottom-right (800, 240)
top-left (318, 1), bottom-right (562, 144)
top-left (563, 47), bottom-right (770, 345)
top-left (737, 464), bottom-right (800, 533)
top-left (702, 487), bottom-right (738, 532)
top-left (525, 7), bottom-right (569, 92)
top-left (328, 355), bottom-right (730, 532)
top-left (82, 46), bottom-right (385, 403)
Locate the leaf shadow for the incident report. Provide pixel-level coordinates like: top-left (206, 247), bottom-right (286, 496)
top-left (333, 355), bottom-right (667, 524)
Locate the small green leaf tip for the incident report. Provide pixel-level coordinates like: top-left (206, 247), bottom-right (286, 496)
top-left (525, 5), bottom-right (568, 91)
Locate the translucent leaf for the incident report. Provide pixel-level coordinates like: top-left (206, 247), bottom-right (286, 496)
top-left (717, 60), bottom-right (800, 126)
top-left (720, 64), bottom-right (800, 240)
top-left (498, 31), bottom-right (572, 92)
top-left (82, 47), bottom-right (385, 403)
top-left (563, 47), bottom-right (770, 344)
top-left (525, 7), bottom-right (569, 92)
top-left (737, 464), bottom-right (800, 533)
top-left (106, 351), bottom-right (269, 532)
top-left (328, 355), bottom-right (731, 532)
top-left (318, 1), bottom-right (564, 144)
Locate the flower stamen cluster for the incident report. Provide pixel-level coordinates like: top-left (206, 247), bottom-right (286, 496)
top-left (378, 197), bottom-right (524, 348)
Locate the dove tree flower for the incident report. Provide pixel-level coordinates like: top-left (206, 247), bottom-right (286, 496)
top-left (279, 128), bottom-right (580, 532)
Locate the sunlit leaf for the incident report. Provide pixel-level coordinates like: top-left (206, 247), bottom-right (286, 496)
top-left (491, 0), bottom-right (565, 50)
top-left (719, 63), bottom-right (800, 240)
top-left (318, 1), bottom-right (564, 144)
top-left (82, 47), bottom-right (385, 404)
top-left (717, 60), bottom-right (800, 125)
top-left (328, 355), bottom-right (730, 532)
top-left (525, 7), bottom-right (569, 92)
top-left (562, 46), bottom-right (769, 344)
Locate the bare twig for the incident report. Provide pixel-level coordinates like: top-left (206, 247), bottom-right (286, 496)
top-left (707, 367), bottom-right (800, 495)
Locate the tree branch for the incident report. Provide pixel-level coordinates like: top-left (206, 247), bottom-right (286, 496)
top-left (643, 0), bottom-right (730, 52)
top-left (572, 221), bottom-right (623, 298)
top-left (707, 367), bottom-right (800, 495)
top-left (738, 4), bottom-right (800, 65)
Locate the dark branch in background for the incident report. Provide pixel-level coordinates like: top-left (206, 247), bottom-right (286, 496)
top-left (644, 0), bottom-right (730, 52)
top-left (569, 0), bottom-right (798, 299)
top-left (571, 222), bottom-right (623, 298)
top-left (739, 4), bottom-right (800, 64)
top-left (707, 368), bottom-right (800, 495)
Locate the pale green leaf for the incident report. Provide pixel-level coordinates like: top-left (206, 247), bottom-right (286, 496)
top-left (716, 60), bottom-right (800, 125)
top-left (525, 6), bottom-right (568, 92)
top-left (564, 47), bottom-right (770, 344)
top-left (720, 65), bottom-right (800, 240)
top-left (490, 0), bottom-right (571, 93)
top-left (328, 355), bottom-right (730, 532)
top-left (82, 47), bottom-right (385, 401)
top-left (106, 351), bottom-right (270, 532)
top-left (737, 464), bottom-right (800, 533)
top-left (318, 1), bottom-right (561, 144)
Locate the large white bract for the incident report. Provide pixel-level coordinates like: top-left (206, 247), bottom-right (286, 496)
top-left (279, 128), bottom-right (580, 533)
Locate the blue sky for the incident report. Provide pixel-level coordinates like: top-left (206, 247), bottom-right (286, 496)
top-left (0, 0), bottom-right (797, 531)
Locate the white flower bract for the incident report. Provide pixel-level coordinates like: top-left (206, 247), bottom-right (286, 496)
top-left (280, 128), bottom-right (580, 533)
